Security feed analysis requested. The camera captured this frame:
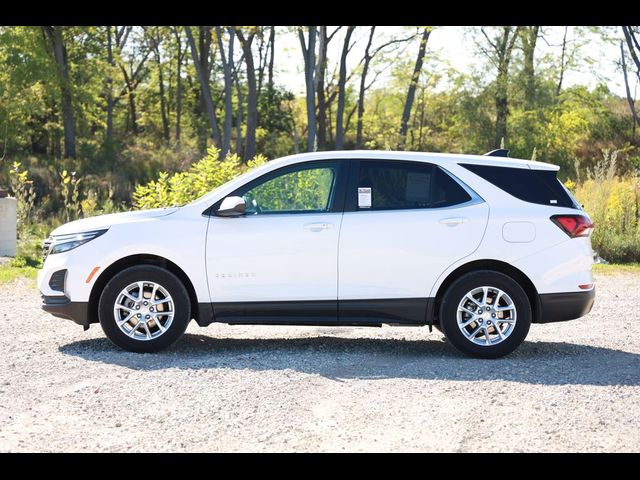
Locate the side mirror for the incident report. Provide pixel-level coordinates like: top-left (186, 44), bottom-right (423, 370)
top-left (216, 196), bottom-right (246, 217)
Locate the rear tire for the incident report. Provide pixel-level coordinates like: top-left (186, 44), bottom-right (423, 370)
top-left (98, 265), bottom-right (191, 353)
top-left (439, 270), bottom-right (531, 358)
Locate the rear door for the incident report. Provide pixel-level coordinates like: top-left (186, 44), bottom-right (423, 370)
top-left (337, 159), bottom-right (489, 323)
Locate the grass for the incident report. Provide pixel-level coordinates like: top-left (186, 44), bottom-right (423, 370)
top-left (0, 222), bottom-right (47, 285)
top-left (0, 251), bottom-right (41, 285)
top-left (0, 264), bottom-right (38, 284)
top-left (592, 263), bottom-right (640, 275)
top-left (2, 260), bottom-right (638, 287)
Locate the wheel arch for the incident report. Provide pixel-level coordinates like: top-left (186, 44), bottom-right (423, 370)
top-left (87, 254), bottom-right (200, 325)
top-left (430, 259), bottom-right (541, 325)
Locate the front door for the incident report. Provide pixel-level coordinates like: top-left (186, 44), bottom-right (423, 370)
top-left (206, 160), bottom-right (346, 323)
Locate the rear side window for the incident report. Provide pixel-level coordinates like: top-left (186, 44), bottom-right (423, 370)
top-left (460, 164), bottom-right (579, 209)
top-left (356, 161), bottom-right (472, 211)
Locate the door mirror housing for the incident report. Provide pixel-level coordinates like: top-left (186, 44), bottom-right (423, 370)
top-left (216, 196), bottom-right (246, 217)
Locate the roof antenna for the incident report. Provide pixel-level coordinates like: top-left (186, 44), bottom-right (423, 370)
top-left (484, 149), bottom-right (509, 157)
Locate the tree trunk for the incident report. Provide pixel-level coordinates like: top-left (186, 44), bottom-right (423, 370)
top-left (173, 27), bottom-right (183, 143)
top-left (299, 26), bottom-right (317, 152)
top-left (621, 26), bottom-right (640, 140)
top-left (620, 40), bottom-right (640, 138)
top-left (316, 27), bottom-right (328, 149)
top-left (335, 26), bottom-right (355, 150)
top-left (494, 90), bottom-right (508, 148)
top-left (146, 28), bottom-right (170, 143)
top-left (418, 85), bottom-right (427, 150)
top-left (105, 26), bottom-right (114, 148)
top-left (157, 62), bottom-right (169, 142)
top-left (494, 27), bottom-right (518, 148)
top-left (216, 26), bottom-right (235, 157)
top-left (292, 121), bottom-right (300, 154)
top-left (125, 73), bottom-right (139, 135)
top-left (521, 26), bottom-right (539, 109)
top-left (480, 26), bottom-right (521, 149)
top-left (622, 26), bottom-right (640, 74)
top-left (109, 27), bottom-right (147, 137)
top-left (357, 27), bottom-right (375, 149)
top-left (399, 27), bottom-right (431, 149)
top-left (185, 26), bottom-right (222, 150)
top-left (196, 26), bottom-right (219, 151)
top-left (267, 26), bottom-right (275, 104)
top-left (43, 26), bottom-right (76, 158)
top-left (236, 29), bottom-right (258, 161)
top-left (256, 27), bottom-right (268, 99)
top-left (344, 103), bottom-right (358, 133)
top-left (556, 26), bottom-right (568, 96)
top-left (233, 63), bottom-right (244, 158)
top-left (356, 27), bottom-right (417, 148)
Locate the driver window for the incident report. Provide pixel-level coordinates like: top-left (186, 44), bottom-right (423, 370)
top-left (357, 161), bottom-right (471, 210)
top-left (240, 165), bottom-right (337, 215)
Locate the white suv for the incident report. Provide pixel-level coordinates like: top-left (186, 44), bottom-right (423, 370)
top-left (38, 150), bottom-right (595, 358)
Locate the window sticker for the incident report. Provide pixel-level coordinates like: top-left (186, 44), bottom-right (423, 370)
top-left (358, 187), bottom-right (372, 208)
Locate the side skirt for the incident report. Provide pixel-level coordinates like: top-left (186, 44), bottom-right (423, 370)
top-left (339, 298), bottom-right (432, 325)
top-left (197, 298), bottom-right (435, 327)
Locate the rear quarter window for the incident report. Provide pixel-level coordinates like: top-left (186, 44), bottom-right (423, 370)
top-left (460, 163), bottom-right (579, 209)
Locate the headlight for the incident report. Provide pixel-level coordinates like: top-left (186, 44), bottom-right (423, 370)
top-left (49, 229), bottom-right (108, 255)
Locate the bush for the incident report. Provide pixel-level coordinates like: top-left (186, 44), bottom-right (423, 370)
top-left (571, 149), bottom-right (640, 263)
top-left (133, 147), bottom-right (268, 209)
top-left (119, 137), bottom-right (201, 183)
top-left (8, 161), bottom-right (36, 229)
top-left (592, 231), bottom-right (640, 263)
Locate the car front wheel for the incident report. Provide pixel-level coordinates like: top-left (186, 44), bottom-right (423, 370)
top-left (439, 270), bottom-right (531, 358)
top-left (98, 265), bottom-right (191, 353)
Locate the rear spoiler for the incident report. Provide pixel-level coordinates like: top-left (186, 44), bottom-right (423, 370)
top-left (484, 149), bottom-right (509, 157)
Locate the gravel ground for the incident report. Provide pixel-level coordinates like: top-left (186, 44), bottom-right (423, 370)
top-left (0, 272), bottom-right (639, 452)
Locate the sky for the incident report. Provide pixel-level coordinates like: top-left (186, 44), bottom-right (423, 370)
top-left (273, 26), bottom-right (631, 98)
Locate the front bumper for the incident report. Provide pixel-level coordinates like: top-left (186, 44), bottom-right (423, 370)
top-left (41, 295), bottom-right (90, 328)
top-left (538, 288), bottom-right (595, 323)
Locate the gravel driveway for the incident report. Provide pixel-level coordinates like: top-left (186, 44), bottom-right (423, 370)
top-left (0, 272), bottom-right (639, 452)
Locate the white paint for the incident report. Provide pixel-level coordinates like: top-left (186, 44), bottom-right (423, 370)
top-left (38, 150), bottom-right (593, 311)
top-left (502, 221), bottom-right (536, 243)
top-left (0, 197), bottom-right (17, 257)
top-left (338, 202), bottom-right (488, 299)
top-left (206, 213), bottom-right (342, 302)
top-left (38, 208), bottom-right (210, 302)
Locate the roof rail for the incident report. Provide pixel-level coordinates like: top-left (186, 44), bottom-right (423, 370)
top-left (484, 148), bottom-right (510, 157)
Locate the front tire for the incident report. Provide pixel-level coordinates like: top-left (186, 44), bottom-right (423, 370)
top-left (98, 265), bottom-right (191, 353)
top-left (439, 270), bottom-right (531, 358)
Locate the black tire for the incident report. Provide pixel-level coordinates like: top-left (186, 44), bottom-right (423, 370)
top-left (439, 270), bottom-right (531, 359)
top-left (98, 265), bottom-right (191, 353)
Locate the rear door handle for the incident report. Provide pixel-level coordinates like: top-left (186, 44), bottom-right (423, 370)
top-left (439, 217), bottom-right (467, 226)
top-left (303, 222), bottom-right (333, 232)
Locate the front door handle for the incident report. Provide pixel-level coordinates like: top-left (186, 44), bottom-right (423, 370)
top-left (303, 222), bottom-right (332, 232)
top-left (439, 217), bottom-right (467, 226)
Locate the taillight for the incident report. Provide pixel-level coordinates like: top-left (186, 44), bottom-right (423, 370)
top-left (550, 214), bottom-right (594, 238)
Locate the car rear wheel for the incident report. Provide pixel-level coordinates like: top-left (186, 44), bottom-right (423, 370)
top-left (98, 265), bottom-right (191, 353)
top-left (439, 270), bottom-right (531, 358)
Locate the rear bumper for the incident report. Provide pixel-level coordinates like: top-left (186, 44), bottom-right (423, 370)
top-left (41, 295), bottom-right (90, 327)
top-left (537, 288), bottom-right (595, 323)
